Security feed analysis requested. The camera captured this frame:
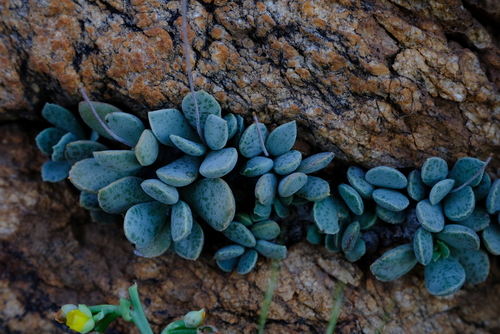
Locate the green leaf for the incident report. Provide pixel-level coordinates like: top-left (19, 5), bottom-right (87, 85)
top-left (79, 101), bottom-right (122, 139)
top-left (134, 220), bottom-right (172, 258)
top-left (204, 114), bottom-right (228, 150)
top-left (296, 152), bottom-right (334, 174)
top-left (255, 173), bottom-right (278, 206)
top-left (421, 157), bottom-right (448, 186)
top-left (347, 166), bottom-right (374, 200)
top-left (251, 220), bottom-right (280, 240)
top-left (41, 103), bottom-right (86, 139)
top-left (365, 166), bottom-right (407, 189)
top-left (370, 244), bottom-right (417, 281)
top-left (69, 158), bottom-right (134, 193)
top-left (94, 150), bottom-right (142, 172)
top-left (199, 148), bottom-right (238, 178)
top-left (372, 188), bottom-right (409, 212)
top-left (171, 201), bottom-right (193, 242)
top-left (443, 186), bottom-right (475, 221)
top-left (214, 245), bottom-right (245, 261)
top-left (156, 155), bottom-right (202, 187)
top-left (295, 176), bottom-right (330, 202)
top-left (124, 201), bottom-right (168, 248)
top-left (342, 221), bottom-right (360, 253)
top-left (375, 205), bottom-right (406, 224)
top-left (407, 170), bottom-right (427, 201)
top-left (52, 132), bottom-right (78, 162)
top-left (224, 113), bottom-right (238, 139)
top-left (486, 179), bottom-right (500, 214)
top-left (141, 179), bottom-right (179, 205)
top-left (253, 201), bottom-right (272, 219)
top-left (265, 121), bottom-right (297, 156)
top-left (235, 212), bottom-right (253, 227)
top-left (454, 248), bottom-right (490, 286)
top-left (429, 178), bottom-right (455, 205)
top-left (65, 140), bottom-right (108, 164)
top-left (231, 115), bottom-right (245, 147)
top-left (254, 240), bottom-right (287, 260)
top-left (181, 90), bottom-right (222, 130)
top-left (307, 225), bottom-right (324, 245)
top-left (35, 127), bottom-right (67, 155)
top-left (472, 172), bottom-right (491, 201)
top-left (413, 227), bottom-right (433, 265)
top-left (216, 257), bottom-right (239, 273)
top-left (105, 112), bottom-right (145, 146)
top-left (149, 108), bottom-right (200, 146)
top-left (338, 184), bottom-right (364, 215)
top-left (354, 207), bottom-right (378, 230)
top-left (436, 224), bottom-right (480, 251)
top-left (135, 130), bottom-right (159, 166)
top-left (90, 210), bottom-right (121, 225)
top-left (237, 249), bottom-right (258, 275)
top-left (278, 172), bottom-right (308, 197)
top-left (273, 150), bottom-right (302, 175)
top-left (238, 123), bottom-right (269, 158)
top-left (170, 135), bottom-right (206, 156)
top-left (448, 157), bottom-right (485, 188)
top-left (456, 206), bottom-right (490, 232)
top-left (482, 224), bottom-right (500, 255)
top-left (181, 178), bottom-right (236, 231)
top-left (98, 176), bottom-right (152, 214)
top-left (240, 156), bottom-right (274, 177)
top-left (345, 238), bottom-right (366, 262)
top-left (222, 221), bottom-right (257, 247)
top-left (173, 221), bottom-right (204, 260)
top-left (41, 160), bottom-right (72, 182)
top-left (416, 199), bottom-right (445, 233)
top-left (79, 191), bottom-right (100, 211)
top-left (313, 196), bottom-right (340, 234)
top-left (424, 257), bottom-right (465, 296)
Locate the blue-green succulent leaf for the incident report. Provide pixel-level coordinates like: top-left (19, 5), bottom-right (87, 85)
top-left (482, 224), bottom-right (500, 255)
top-left (135, 130), bottom-right (159, 166)
top-left (473, 172), bottom-right (491, 201)
top-left (443, 186), bottom-right (475, 221)
top-left (273, 197), bottom-right (290, 218)
top-left (486, 179), bottom-right (500, 214)
top-left (372, 189), bottom-right (409, 212)
top-left (436, 224), bottom-right (480, 251)
top-left (105, 112), bottom-right (145, 146)
top-left (338, 184), bottom-right (364, 215)
top-left (416, 199), bottom-right (445, 233)
top-left (345, 238), bottom-right (366, 262)
top-left (79, 101), bottom-right (122, 139)
top-left (182, 90), bottom-right (222, 130)
top-left (278, 172), bottom-right (308, 197)
top-left (170, 134), bottom-right (206, 156)
top-left (407, 170), bottom-right (427, 201)
top-left (376, 205), bottom-right (406, 224)
top-left (254, 240), bottom-right (287, 260)
top-left (90, 210), bottom-right (122, 225)
top-left (250, 213), bottom-right (269, 222)
top-left (273, 150), bottom-right (302, 175)
top-left (448, 157), bottom-right (485, 188)
top-left (214, 245), bottom-right (245, 261)
top-left (330, 193), bottom-right (350, 220)
top-left (69, 158), bottom-right (134, 193)
top-left (429, 178), bottom-right (455, 205)
top-left (241, 156), bottom-right (274, 177)
top-left (307, 225), bottom-right (324, 245)
top-left (149, 109), bottom-right (200, 146)
top-left (424, 257), bottom-right (465, 296)
top-left (255, 173), bottom-right (278, 206)
top-left (141, 179), bottom-right (179, 205)
top-left (224, 113), bottom-right (238, 140)
top-left (456, 206), bottom-right (490, 232)
top-left (238, 123), bottom-right (269, 158)
top-left (253, 201), bottom-right (272, 219)
top-left (216, 257), bottom-right (239, 273)
top-left (41, 160), bottom-right (72, 182)
top-left (370, 244), bottom-right (417, 281)
top-left (157, 155), bottom-right (202, 187)
top-left (232, 115), bottom-right (245, 147)
top-left (173, 221), bottom-right (204, 260)
top-left (65, 140), bottom-right (108, 164)
top-left (204, 114), bottom-right (228, 150)
top-left (171, 200), bottom-right (193, 242)
top-left (421, 157), bottom-right (448, 186)
top-left (199, 148), bottom-right (238, 178)
top-left (222, 221), bottom-right (257, 248)
top-left (325, 233), bottom-right (342, 253)
top-left (296, 152), bottom-right (335, 174)
top-left (265, 121), bottom-right (297, 156)
top-left (354, 207), bottom-right (378, 230)
top-left (52, 132), bottom-right (78, 162)
top-left (413, 227), bottom-right (433, 265)
top-left (79, 191), bottom-right (100, 211)
top-left (235, 212), bottom-right (253, 227)
top-left (237, 249), bottom-right (259, 275)
top-left (313, 196), bottom-right (340, 234)
top-left (181, 178), bottom-right (236, 231)
top-left (36, 127), bottom-right (67, 155)
top-left (251, 220), bottom-right (280, 240)
top-left (342, 221), bottom-right (361, 253)
top-left (98, 176), bottom-right (152, 214)
top-left (365, 166), bottom-right (407, 189)
top-left (454, 248), bottom-right (490, 286)
top-left (124, 201), bottom-right (168, 248)
top-left (295, 176), bottom-right (330, 202)
top-left (42, 103), bottom-right (87, 139)
top-left (134, 220), bottom-right (172, 258)
top-left (90, 131), bottom-right (99, 141)
top-left (93, 150), bottom-right (142, 172)
top-left (278, 195), bottom-right (293, 206)
top-left (347, 166), bottom-right (374, 200)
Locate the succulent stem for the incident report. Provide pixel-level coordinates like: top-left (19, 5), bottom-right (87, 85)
top-left (252, 112), bottom-right (269, 157)
top-left (450, 155), bottom-right (492, 193)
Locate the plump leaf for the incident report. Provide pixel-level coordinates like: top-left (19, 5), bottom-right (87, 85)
top-left (370, 244), bottom-right (417, 281)
top-left (105, 112), bottom-right (145, 146)
top-left (79, 191), bottom-right (100, 211)
top-left (98, 176), bottom-right (152, 214)
top-left (413, 227), bottom-right (433, 265)
top-left (347, 166), bottom-right (374, 199)
top-left (232, 115), bottom-right (245, 146)
top-left (436, 224), bottom-right (480, 251)
top-left (124, 201), bottom-right (168, 248)
top-left (222, 221), bottom-right (257, 247)
top-left (199, 148), bottom-right (238, 178)
top-left (443, 186), bottom-right (475, 221)
top-left (345, 238), bottom-right (366, 262)
top-left (90, 210), bottom-right (121, 225)
top-left (224, 113), bottom-right (238, 139)
top-left (338, 184), bottom-right (364, 215)
top-left (448, 157), bottom-right (485, 188)
top-left (295, 176), bottom-right (330, 202)
top-left (237, 250), bottom-right (259, 275)
top-left (254, 240), bottom-right (287, 260)
top-left (416, 199), bottom-right (445, 233)
top-left (170, 134), bottom-right (206, 156)
top-left (171, 201), bottom-right (193, 242)
top-left (454, 248), bottom-right (490, 286)
top-left (255, 173), bottom-right (278, 206)
top-left (141, 179), bottom-right (179, 205)
top-left (253, 201), bottom-right (272, 219)
top-left (135, 130), bottom-right (159, 166)
top-left (486, 179), bottom-right (500, 214)
top-left (182, 90), bottom-right (222, 130)
top-left (238, 123), bottom-right (269, 158)
top-left (278, 172), bottom-right (308, 197)
top-left (354, 207), bottom-right (378, 230)
top-left (173, 221), bottom-right (204, 260)
top-left (79, 101), bottom-right (123, 139)
top-left (265, 121), bottom-right (297, 156)
top-left (407, 170), bottom-right (427, 201)
top-left (181, 178), bottom-right (236, 231)
top-left (296, 152), bottom-right (335, 174)
top-left (342, 221), bottom-right (361, 253)
top-left (313, 196), bottom-right (340, 234)
top-left (307, 225), bottom-right (324, 245)
top-left (273, 199), bottom-right (290, 218)
top-left (240, 156), bottom-right (274, 177)
top-left (429, 178), bottom-right (455, 205)
top-left (94, 150), bottom-right (142, 172)
top-left (376, 205), bottom-right (406, 224)
top-left (41, 160), bottom-right (72, 182)
top-left (42, 103), bottom-right (86, 139)
top-left (424, 257), bottom-right (465, 296)
top-left (482, 224), bottom-right (500, 255)
top-left (204, 114), bottom-right (228, 150)
top-left (473, 172), bottom-right (491, 201)
top-left (65, 140), bottom-right (108, 164)
top-left (134, 220), bottom-right (172, 258)
top-left (36, 127), bottom-right (67, 155)
top-left (157, 155), bottom-right (202, 187)
top-left (235, 212), bottom-right (253, 227)
top-left (457, 206), bottom-right (490, 232)
top-left (214, 245), bottom-right (245, 261)
top-left (421, 157), bottom-right (448, 186)
top-left (365, 166), bottom-right (407, 189)
top-left (372, 189), bottom-right (409, 212)
top-left (52, 132), bottom-right (78, 162)
top-left (251, 220), bottom-right (280, 240)
top-left (69, 158), bottom-right (134, 193)
top-left (149, 108), bottom-right (200, 146)
top-left (216, 257), bottom-right (239, 273)
top-left (273, 150), bottom-right (302, 175)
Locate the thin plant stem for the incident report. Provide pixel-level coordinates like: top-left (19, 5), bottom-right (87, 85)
top-left (450, 155), bottom-right (492, 193)
top-left (182, 0), bottom-right (203, 141)
top-left (258, 260), bottom-right (279, 334)
top-left (128, 284), bottom-right (154, 334)
top-left (252, 112), bottom-right (269, 157)
top-left (79, 88), bottom-right (134, 147)
top-left (326, 282), bottom-right (346, 334)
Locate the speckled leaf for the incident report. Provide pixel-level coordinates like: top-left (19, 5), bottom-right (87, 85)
top-left (94, 150), bottom-right (142, 172)
top-left (425, 257), bottom-right (465, 296)
top-left (296, 152), bottom-right (335, 174)
top-left (354, 207), bottom-right (378, 230)
top-left (171, 201), bottom-right (193, 242)
top-left (222, 221), bottom-right (256, 247)
top-left (42, 160), bottom-right (72, 182)
top-left (224, 113), bottom-right (238, 139)
top-left (182, 90), bottom-right (222, 130)
top-left (347, 166), bottom-right (374, 199)
top-left (278, 172), bottom-right (308, 197)
top-left (273, 197), bottom-right (290, 218)
top-left (486, 179), bottom-right (500, 214)
top-left (338, 184), bottom-right (364, 215)
top-left (79, 101), bottom-right (123, 140)
top-left (291, 196), bottom-right (309, 205)
top-left (36, 127), bottom-right (67, 155)
top-left (482, 224), bottom-right (500, 255)
top-left (407, 170), bottom-right (427, 201)
top-left (69, 158), bottom-right (133, 193)
top-left (254, 201), bottom-right (272, 219)
top-left (170, 134), bottom-right (206, 156)
top-left (429, 178), bottom-right (456, 206)
top-left (148, 109), bottom-right (200, 146)
top-left (123, 201), bottom-right (168, 248)
top-left (65, 140), bottom-right (108, 164)
top-left (235, 212), bottom-right (253, 227)
top-left (181, 178), bottom-right (235, 231)
top-left (376, 205), bottom-right (406, 224)
top-left (250, 213), bottom-right (269, 222)
top-left (251, 220), bottom-right (280, 240)
top-left (157, 155), bottom-right (202, 187)
top-left (372, 189), bottom-right (409, 212)
top-left (42, 103), bottom-right (86, 139)
top-left (105, 112), bottom-right (145, 146)
top-left (448, 157), bottom-right (485, 188)
top-left (135, 130), bottom-right (159, 166)
top-left (307, 225), bottom-right (324, 245)
top-left (365, 166), bottom-right (407, 189)
top-left (232, 115), bottom-right (245, 146)
top-left (436, 224), bottom-right (480, 251)
top-left (295, 176), bottom-right (330, 202)
top-left (273, 150), bottom-right (302, 175)
top-left (199, 148), bottom-right (238, 178)
top-left (214, 245), bottom-right (245, 261)
top-left (413, 227), bottom-right (433, 265)
top-left (254, 240), bottom-right (286, 260)
top-left (90, 210), bottom-right (121, 225)
top-left (98, 176), bottom-right (152, 214)
top-left (237, 250), bottom-right (259, 275)
top-left (325, 233), bottom-right (342, 253)
top-left (443, 186), bottom-right (475, 221)
top-left (313, 197), bottom-right (340, 234)
top-left (345, 238), bottom-right (366, 262)
top-left (52, 132), bottom-right (78, 162)
top-left (454, 248), bottom-right (490, 286)
top-left (216, 257), bottom-right (239, 273)
top-left (241, 156), bottom-right (274, 177)
top-left (473, 172), bottom-right (491, 201)
top-left (134, 220), bottom-right (172, 258)
top-left (416, 199), bottom-right (445, 233)
top-left (265, 121), bottom-right (297, 156)
top-left (255, 173), bottom-right (278, 206)
top-left (457, 206), bottom-right (490, 232)
top-left (421, 157), bottom-right (448, 186)
top-left (79, 191), bottom-right (100, 211)
top-left (330, 193), bottom-right (350, 220)
top-left (370, 244), bottom-right (417, 281)
top-left (173, 221), bottom-right (204, 260)
top-left (141, 179), bottom-right (179, 205)
top-left (342, 221), bottom-right (361, 253)
top-left (278, 195), bottom-right (293, 206)
top-left (238, 123), bottom-right (269, 158)
top-left (204, 114), bottom-right (228, 150)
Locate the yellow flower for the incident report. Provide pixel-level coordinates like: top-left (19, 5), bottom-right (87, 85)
top-left (65, 305), bottom-right (95, 333)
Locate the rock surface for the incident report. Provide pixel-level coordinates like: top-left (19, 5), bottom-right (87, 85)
top-left (0, 0), bottom-right (499, 167)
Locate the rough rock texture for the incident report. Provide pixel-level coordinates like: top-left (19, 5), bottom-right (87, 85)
top-left (0, 0), bottom-right (500, 167)
top-left (1, 124), bottom-right (500, 333)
